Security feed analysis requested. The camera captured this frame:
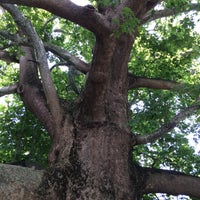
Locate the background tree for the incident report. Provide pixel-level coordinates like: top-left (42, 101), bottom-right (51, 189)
top-left (0, 0), bottom-right (200, 199)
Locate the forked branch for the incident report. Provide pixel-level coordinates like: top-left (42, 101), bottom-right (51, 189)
top-left (18, 45), bottom-right (55, 137)
top-left (2, 4), bottom-right (62, 129)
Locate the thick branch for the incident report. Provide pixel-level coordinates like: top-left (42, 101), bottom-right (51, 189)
top-left (0, 164), bottom-right (44, 200)
top-left (0, 30), bottom-right (89, 73)
top-left (18, 45), bottom-right (55, 138)
top-left (0, 0), bottom-right (111, 36)
top-left (128, 74), bottom-right (180, 90)
top-left (0, 30), bottom-right (27, 46)
top-left (142, 167), bottom-right (200, 198)
top-left (0, 50), bottom-right (19, 63)
top-left (135, 104), bottom-right (200, 145)
top-left (122, 0), bottom-right (161, 18)
top-left (143, 3), bottom-right (200, 23)
top-left (45, 43), bottom-right (89, 74)
top-left (0, 84), bottom-right (18, 97)
top-left (2, 4), bottom-right (63, 129)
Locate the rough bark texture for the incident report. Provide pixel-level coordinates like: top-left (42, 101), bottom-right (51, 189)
top-left (72, 125), bottom-right (134, 199)
top-left (0, 164), bottom-right (44, 200)
top-left (143, 168), bottom-right (200, 197)
top-left (38, 125), bottom-right (135, 200)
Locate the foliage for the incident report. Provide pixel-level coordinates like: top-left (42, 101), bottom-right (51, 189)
top-left (127, 6), bottom-right (200, 199)
top-left (164, 0), bottom-right (191, 9)
top-left (0, 95), bottom-right (50, 167)
top-left (49, 18), bottom-right (95, 62)
top-left (124, 4), bottom-right (200, 198)
top-left (112, 7), bottom-right (139, 37)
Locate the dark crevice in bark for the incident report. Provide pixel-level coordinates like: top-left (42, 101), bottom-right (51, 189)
top-left (37, 127), bottom-right (79, 200)
top-left (37, 164), bottom-right (70, 200)
top-left (68, 137), bottom-right (88, 200)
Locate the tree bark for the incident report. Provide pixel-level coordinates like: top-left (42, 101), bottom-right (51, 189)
top-left (143, 167), bottom-right (200, 198)
top-left (62, 125), bottom-right (135, 200)
top-left (0, 164), bottom-right (44, 200)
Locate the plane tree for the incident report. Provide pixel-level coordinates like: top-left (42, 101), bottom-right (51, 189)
top-left (0, 0), bottom-right (200, 199)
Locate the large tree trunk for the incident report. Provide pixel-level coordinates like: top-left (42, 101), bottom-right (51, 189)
top-left (42, 125), bottom-right (135, 200)
top-left (74, 126), bottom-right (133, 199)
top-left (37, 35), bottom-right (139, 200)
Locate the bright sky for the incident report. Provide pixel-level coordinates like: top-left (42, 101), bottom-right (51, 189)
top-left (71, 0), bottom-right (90, 6)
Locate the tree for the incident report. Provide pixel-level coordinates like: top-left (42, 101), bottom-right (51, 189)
top-left (0, 0), bottom-right (200, 199)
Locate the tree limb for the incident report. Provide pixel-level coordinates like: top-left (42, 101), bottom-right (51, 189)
top-left (143, 3), bottom-right (200, 23)
top-left (135, 104), bottom-right (200, 145)
top-left (2, 4), bottom-right (63, 130)
top-left (122, 0), bottom-right (161, 19)
top-left (0, 0), bottom-right (112, 37)
top-left (0, 164), bottom-right (44, 200)
top-left (17, 45), bottom-right (55, 138)
top-left (68, 65), bottom-right (80, 95)
top-left (50, 63), bottom-right (80, 94)
top-left (0, 50), bottom-right (19, 63)
top-left (0, 30), bottom-right (22, 43)
top-left (0, 30), bottom-right (90, 73)
top-left (128, 74), bottom-right (180, 90)
top-left (142, 167), bottom-right (200, 198)
top-left (45, 43), bottom-right (89, 74)
top-left (0, 83), bottom-right (18, 97)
